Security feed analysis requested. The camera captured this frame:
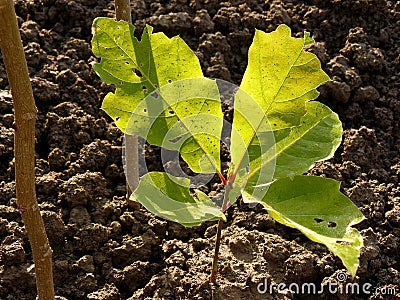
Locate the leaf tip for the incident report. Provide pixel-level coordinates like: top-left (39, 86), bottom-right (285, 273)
top-left (143, 24), bottom-right (154, 37)
top-left (303, 31), bottom-right (315, 45)
top-left (276, 23), bottom-right (291, 36)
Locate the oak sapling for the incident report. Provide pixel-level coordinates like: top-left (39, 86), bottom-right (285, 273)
top-left (91, 18), bottom-right (364, 283)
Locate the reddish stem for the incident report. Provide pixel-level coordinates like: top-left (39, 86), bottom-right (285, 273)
top-left (218, 172), bottom-right (227, 185)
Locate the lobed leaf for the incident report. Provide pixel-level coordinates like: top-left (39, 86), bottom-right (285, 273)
top-left (92, 18), bottom-right (203, 88)
top-left (243, 175), bottom-right (364, 277)
top-left (240, 24), bottom-right (330, 130)
top-left (92, 18), bottom-right (223, 173)
top-left (230, 24), bottom-right (330, 181)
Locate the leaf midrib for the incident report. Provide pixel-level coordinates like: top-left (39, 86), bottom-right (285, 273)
top-left (233, 32), bottom-right (306, 180)
top-left (244, 110), bottom-right (330, 187)
top-left (100, 24), bottom-right (155, 87)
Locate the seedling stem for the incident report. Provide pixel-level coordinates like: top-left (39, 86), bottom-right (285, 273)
top-left (210, 180), bottom-right (233, 282)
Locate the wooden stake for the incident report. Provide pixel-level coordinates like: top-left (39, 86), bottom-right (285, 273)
top-left (0, 0), bottom-right (55, 299)
top-left (114, 0), bottom-right (140, 201)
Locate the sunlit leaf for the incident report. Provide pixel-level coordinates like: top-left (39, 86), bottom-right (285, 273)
top-left (92, 18), bottom-right (223, 173)
top-left (231, 24), bottom-right (330, 183)
top-left (243, 176), bottom-right (364, 277)
top-left (131, 172), bottom-right (226, 227)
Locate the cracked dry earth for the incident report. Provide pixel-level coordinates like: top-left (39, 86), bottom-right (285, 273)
top-left (0, 0), bottom-right (400, 299)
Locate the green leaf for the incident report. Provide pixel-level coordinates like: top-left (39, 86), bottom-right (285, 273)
top-left (243, 101), bottom-right (343, 194)
top-left (92, 18), bottom-right (223, 173)
top-left (92, 17), bottom-right (203, 88)
top-left (130, 172), bottom-right (226, 227)
top-left (273, 101), bottom-right (342, 178)
top-left (243, 175), bottom-right (364, 277)
top-left (231, 24), bottom-right (330, 175)
top-left (303, 31), bottom-right (315, 46)
top-left (240, 24), bottom-right (329, 129)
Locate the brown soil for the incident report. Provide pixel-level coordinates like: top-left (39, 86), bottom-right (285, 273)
top-left (0, 0), bottom-right (399, 299)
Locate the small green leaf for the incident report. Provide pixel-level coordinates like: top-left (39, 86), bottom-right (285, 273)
top-left (131, 172), bottom-right (226, 227)
top-left (303, 31), bottom-right (315, 46)
top-left (272, 101), bottom-right (342, 178)
top-left (243, 175), bottom-right (364, 277)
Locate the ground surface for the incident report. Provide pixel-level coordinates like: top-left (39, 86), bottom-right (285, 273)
top-left (0, 0), bottom-right (399, 299)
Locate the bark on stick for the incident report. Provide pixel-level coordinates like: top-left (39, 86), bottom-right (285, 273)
top-left (0, 1), bottom-right (55, 299)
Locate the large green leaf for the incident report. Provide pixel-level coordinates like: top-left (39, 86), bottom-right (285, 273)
top-left (92, 18), bottom-right (223, 173)
top-left (230, 24), bottom-right (330, 179)
top-left (131, 172), bottom-right (226, 227)
top-left (229, 101), bottom-right (342, 202)
top-left (243, 175), bottom-right (364, 277)
top-left (241, 101), bottom-right (343, 197)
